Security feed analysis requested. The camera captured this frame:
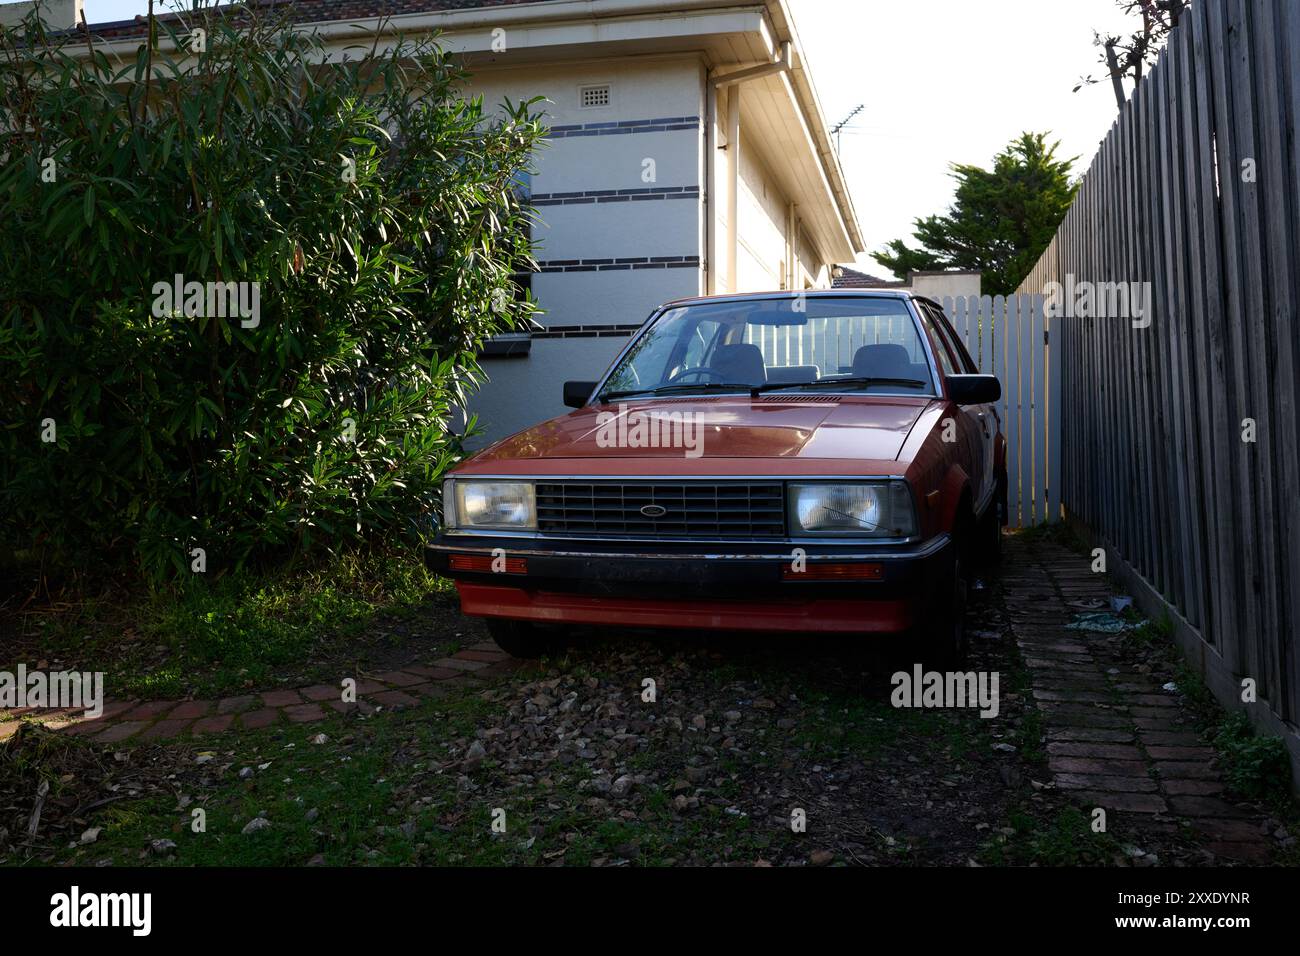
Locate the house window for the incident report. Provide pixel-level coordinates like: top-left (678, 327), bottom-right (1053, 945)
top-left (580, 84), bottom-right (612, 109)
top-left (511, 271), bottom-right (533, 303)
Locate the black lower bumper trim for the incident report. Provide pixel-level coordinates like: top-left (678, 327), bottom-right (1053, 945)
top-left (427, 535), bottom-right (953, 601)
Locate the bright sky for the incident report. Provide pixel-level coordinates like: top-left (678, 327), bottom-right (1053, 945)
top-left (85, 0), bottom-right (1135, 273)
top-left (789, 0), bottom-right (1135, 274)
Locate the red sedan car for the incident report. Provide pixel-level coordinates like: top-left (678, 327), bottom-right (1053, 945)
top-left (429, 291), bottom-right (1005, 662)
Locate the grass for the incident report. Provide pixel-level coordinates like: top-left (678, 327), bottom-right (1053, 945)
top-left (2, 547), bottom-right (454, 699)
top-left (789, 692), bottom-right (903, 759)
top-left (14, 686), bottom-right (783, 868)
top-left (10, 519), bottom-right (1290, 868)
top-left (6, 636), bottom-right (1029, 868)
top-left (1113, 608), bottom-right (1296, 817)
top-left (1122, 611), bottom-right (1174, 652)
top-left (1172, 661), bottom-right (1293, 807)
top-left (1211, 714), bottom-right (1292, 802)
top-left (784, 671), bottom-right (988, 765)
top-left (7, 689), bottom-right (489, 867)
top-left (1001, 647), bottom-right (1046, 767)
top-left (1013, 520), bottom-right (1088, 555)
top-left (979, 806), bottom-right (1124, 865)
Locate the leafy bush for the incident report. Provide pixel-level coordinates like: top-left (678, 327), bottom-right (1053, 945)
top-left (0, 8), bottom-right (543, 580)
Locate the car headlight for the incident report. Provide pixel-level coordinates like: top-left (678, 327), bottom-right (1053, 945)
top-left (787, 482), bottom-right (916, 537)
top-left (444, 479), bottom-right (536, 530)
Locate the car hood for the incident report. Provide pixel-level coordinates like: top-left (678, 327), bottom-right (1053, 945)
top-left (462, 396), bottom-right (932, 471)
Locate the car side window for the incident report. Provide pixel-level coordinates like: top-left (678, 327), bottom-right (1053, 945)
top-left (923, 303), bottom-right (977, 374)
top-left (919, 307), bottom-right (958, 377)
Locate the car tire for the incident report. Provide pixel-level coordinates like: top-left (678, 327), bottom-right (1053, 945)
top-left (920, 550), bottom-right (969, 667)
top-left (485, 619), bottom-right (567, 659)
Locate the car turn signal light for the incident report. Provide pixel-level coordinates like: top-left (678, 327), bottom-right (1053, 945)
top-left (448, 554), bottom-right (528, 575)
top-left (782, 562), bottom-right (884, 581)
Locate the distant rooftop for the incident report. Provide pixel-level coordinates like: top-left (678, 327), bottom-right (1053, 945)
top-left (832, 266), bottom-right (902, 289)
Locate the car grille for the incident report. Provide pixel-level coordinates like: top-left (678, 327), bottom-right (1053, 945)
top-left (536, 481), bottom-right (786, 538)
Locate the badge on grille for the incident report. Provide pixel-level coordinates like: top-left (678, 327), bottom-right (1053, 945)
top-left (639, 504), bottom-right (668, 518)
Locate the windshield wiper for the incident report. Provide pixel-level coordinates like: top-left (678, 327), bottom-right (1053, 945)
top-left (599, 376), bottom-right (930, 402)
top-left (599, 382), bottom-right (759, 402)
top-left (756, 376), bottom-right (929, 393)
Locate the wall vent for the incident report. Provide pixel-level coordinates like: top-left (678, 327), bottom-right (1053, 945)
top-left (580, 84), bottom-right (612, 109)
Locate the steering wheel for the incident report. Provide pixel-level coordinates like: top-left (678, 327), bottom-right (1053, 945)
top-left (666, 366), bottom-right (728, 385)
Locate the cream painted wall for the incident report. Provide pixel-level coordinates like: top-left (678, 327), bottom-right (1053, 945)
top-left (909, 272), bottom-right (983, 300)
top-left (736, 129), bottom-right (788, 292)
top-left (459, 55), bottom-right (838, 447)
top-left (460, 56), bottom-right (706, 446)
top-left (466, 336), bottom-right (631, 449)
top-left (0, 0), bottom-right (80, 28)
top-left (720, 95), bottom-right (834, 297)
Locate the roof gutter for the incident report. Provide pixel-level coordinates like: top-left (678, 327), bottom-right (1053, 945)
top-left (705, 39), bottom-right (792, 295)
top-left (762, 0), bottom-right (862, 258)
top-left (81, 0), bottom-right (758, 51)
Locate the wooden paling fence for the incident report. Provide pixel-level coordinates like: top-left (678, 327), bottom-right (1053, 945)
top-left (1017, 0), bottom-right (1300, 734)
top-left (940, 294), bottom-right (1060, 529)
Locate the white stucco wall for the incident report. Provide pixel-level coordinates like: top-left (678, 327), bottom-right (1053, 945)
top-left (794, 222), bottom-right (830, 288)
top-left (460, 56), bottom-right (705, 446)
top-left (733, 124), bottom-right (832, 295)
top-left (909, 272), bottom-right (983, 300)
top-left (736, 128), bottom-right (788, 293)
top-left (0, 0), bottom-right (81, 29)
top-left (457, 54), bottom-right (843, 448)
top-left (465, 336), bottom-right (631, 449)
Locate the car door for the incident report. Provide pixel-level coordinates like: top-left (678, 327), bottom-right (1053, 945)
top-left (930, 302), bottom-right (998, 512)
top-left (918, 302), bottom-right (994, 511)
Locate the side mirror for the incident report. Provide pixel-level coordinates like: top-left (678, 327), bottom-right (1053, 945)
top-left (563, 381), bottom-right (598, 409)
top-left (945, 374), bottom-right (1001, 406)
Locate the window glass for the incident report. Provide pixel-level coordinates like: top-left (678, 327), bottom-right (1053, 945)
top-left (924, 302), bottom-right (977, 374)
top-left (919, 307), bottom-right (957, 376)
top-left (600, 297), bottom-right (937, 396)
top-left (681, 319), bottom-right (721, 369)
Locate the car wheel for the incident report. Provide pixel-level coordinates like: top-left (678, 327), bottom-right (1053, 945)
top-left (921, 551), bottom-right (968, 667)
top-left (485, 619), bottom-right (567, 659)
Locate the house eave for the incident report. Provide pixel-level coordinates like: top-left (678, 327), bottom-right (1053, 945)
top-left (79, 0), bottom-right (863, 262)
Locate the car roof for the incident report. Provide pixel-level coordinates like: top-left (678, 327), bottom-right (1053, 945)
top-left (660, 289), bottom-right (927, 308)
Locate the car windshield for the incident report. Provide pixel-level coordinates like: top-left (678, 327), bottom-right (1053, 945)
top-left (599, 296), bottom-right (936, 399)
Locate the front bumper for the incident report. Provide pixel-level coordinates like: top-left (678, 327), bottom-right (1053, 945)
top-left (427, 533), bottom-right (953, 635)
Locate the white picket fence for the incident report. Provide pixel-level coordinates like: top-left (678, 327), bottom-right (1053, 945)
top-left (939, 294), bottom-right (1060, 528)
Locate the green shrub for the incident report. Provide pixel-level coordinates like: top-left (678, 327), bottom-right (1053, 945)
top-left (0, 8), bottom-right (543, 580)
top-left (1213, 713), bottom-right (1291, 801)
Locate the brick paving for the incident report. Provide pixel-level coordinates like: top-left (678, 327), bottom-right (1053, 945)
top-left (0, 642), bottom-right (522, 745)
top-left (1004, 537), bottom-right (1275, 863)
